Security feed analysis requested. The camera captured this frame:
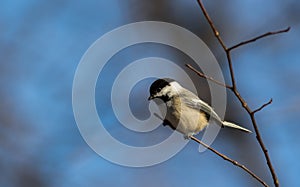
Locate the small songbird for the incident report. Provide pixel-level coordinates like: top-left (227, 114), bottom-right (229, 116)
top-left (148, 78), bottom-right (251, 139)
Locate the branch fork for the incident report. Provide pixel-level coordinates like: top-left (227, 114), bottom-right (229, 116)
top-left (190, 0), bottom-right (290, 186)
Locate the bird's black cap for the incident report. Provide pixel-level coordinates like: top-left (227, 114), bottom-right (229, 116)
top-left (148, 78), bottom-right (175, 100)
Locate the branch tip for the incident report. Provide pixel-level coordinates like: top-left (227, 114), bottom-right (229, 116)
top-left (228, 26), bottom-right (291, 51)
top-left (253, 98), bottom-right (273, 114)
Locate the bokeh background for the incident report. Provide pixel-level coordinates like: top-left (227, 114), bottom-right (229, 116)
top-left (1, 0), bottom-right (299, 186)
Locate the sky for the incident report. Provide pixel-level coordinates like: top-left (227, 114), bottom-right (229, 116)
top-left (0, 0), bottom-right (299, 187)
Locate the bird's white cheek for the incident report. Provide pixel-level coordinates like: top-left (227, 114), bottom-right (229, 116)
top-left (166, 100), bottom-right (172, 107)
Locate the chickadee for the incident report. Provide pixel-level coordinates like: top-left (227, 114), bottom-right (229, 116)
top-left (148, 78), bottom-right (251, 139)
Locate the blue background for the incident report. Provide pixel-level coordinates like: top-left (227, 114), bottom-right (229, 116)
top-left (0, 0), bottom-right (299, 186)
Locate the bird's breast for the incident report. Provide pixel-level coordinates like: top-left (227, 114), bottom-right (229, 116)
top-left (165, 97), bottom-right (209, 135)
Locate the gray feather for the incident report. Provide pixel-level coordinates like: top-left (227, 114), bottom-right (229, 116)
top-left (178, 89), bottom-right (223, 123)
top-left (178, 88), bottom-right (252, 133)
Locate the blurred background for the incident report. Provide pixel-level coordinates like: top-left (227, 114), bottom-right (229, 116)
top-left (0, 0), bottom-right (299, 186)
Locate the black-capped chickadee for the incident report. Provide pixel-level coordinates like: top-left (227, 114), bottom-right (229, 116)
top-left (148, 78), bottom-right (251, 139)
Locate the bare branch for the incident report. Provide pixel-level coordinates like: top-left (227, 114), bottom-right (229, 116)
top-left (228, 27), bottom-right (291, 51)
top-left (196, 0), bottom-right (227, 50)
top-left (190, 136), bottom-right (269, 187)
top-left (185, 64), bottom-right (231, 88)
top-left (154, 113), bottom-right (164, 121)
top-left (194, 0), bottom-right (290, 186)
top-left (253, 99), bottom-right (273, 114)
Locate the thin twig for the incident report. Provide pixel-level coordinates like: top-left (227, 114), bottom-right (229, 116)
top-left (253, 99), bottom-right (273, 114)
top-left (196, 0), bottom-right (227, 50)
top-left (190, 136), bottom-right (269, 187)
top-left (185, 64), bottom-right (231, 88)
top-left (154, 113), bottom-right (164, 121)
top-left (228, 27), bottom-right (291, 51)
top-left (194, 0), bottom-right (289, 186)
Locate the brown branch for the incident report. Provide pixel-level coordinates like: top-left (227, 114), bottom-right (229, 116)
top-left (228, 27), bottom-right (291, 51)
top-left (252, 99), bottom-right (273, 114)
top-left (194, 0), bottom-right (290, 186)
top-left (190, 136), bottom-right (269, 187)
top-left (185, 64), bottom-right (231, 88)
top-left (153, 113), bottom-right (164, 121)
top-left (196, 0), bottom-right (227, 50)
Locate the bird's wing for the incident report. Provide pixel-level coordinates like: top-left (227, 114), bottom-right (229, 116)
top-left (178, 89), bottom-right (223, 123)
top-left (178, 88), bottom-right (252, 133)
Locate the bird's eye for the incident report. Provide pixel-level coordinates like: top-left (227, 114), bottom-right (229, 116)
top-left (158, 88), bottom-right (162, 92)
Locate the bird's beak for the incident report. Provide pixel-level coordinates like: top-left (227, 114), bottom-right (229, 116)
top-left (148, 95), bottom-right (154, 100)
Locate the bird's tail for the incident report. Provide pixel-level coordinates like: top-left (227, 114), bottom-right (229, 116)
top-left (222, 121), bottom-right (252, 133)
